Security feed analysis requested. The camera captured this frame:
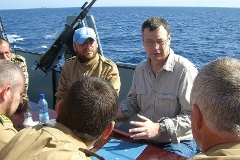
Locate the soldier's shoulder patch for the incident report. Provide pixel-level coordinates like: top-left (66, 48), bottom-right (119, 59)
top-left (0, 114), bottom-right (11, 124)
top-left (66, 56), bottom-right (77, 61)
top-left (101, 56), bottom-right (115, 67)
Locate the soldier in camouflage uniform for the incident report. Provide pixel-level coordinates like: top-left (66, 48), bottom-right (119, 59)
top-left (0, 38), bottom-right (29, 106)
top-left (0, 60), bottom-right (25, 150)
top-left (11, 54), bottom-right (29, 100)
top-left (55, 27), bottom-right (121, 105)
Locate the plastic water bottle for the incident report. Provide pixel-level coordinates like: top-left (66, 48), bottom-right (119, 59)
top-left (38, 94), bottom-right (49, 125)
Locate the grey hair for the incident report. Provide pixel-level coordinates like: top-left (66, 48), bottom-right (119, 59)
top-left (0, 59), bottom-right (24, 91)
top-left (191, 57), bottom-right (240, 135)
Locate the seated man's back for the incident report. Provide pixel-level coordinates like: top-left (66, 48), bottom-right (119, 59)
top-left (0, 77), bottom-right (118, 160)
top-left (190, 57), bottom-right (240, 159)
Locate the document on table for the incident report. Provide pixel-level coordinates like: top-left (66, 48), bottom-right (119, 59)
top-left (114, 114), bottom-right (140, 137)
top-left (92, 139), bottom-right (147, 160)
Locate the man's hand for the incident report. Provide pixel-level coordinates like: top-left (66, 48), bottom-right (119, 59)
top-left (129, 114), bottom-right (161, 140)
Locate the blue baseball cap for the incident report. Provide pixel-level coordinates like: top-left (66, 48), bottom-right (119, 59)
top-left (73, 27), bottom-right (96, 44)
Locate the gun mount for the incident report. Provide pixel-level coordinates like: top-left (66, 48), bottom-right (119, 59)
top-left (32, 0), bottom-right (97, 77)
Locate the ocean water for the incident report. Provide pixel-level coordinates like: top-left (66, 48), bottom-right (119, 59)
top-left (0, 7), bottom-right (240, 69)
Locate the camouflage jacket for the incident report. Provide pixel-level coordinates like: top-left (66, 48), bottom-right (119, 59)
top-left (11, 54), bottom-right (29, 100)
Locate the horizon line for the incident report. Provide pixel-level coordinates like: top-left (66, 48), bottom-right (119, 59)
top-left (1, 5), bottom-right (240, 10)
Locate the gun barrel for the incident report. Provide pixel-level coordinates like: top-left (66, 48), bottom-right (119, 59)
top-left (81, 2), bottom-right (88, 9)
top-left (71, 0), bottom-right (97, 29)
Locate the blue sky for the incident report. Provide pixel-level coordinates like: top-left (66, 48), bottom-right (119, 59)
top-left (1, 0), bottom-right (240, 9)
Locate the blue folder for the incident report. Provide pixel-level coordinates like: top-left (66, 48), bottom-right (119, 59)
top-left (92, 139), bottom-right (147, 160)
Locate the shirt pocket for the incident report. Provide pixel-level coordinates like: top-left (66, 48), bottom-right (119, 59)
top-left (156, 93), bottom-right (178, 117)
top-left (157, 94), bottom-right (176, 100)
top-left (136, 88), bottom-right (154, 115)
top-left (135, 88), bottom-right (147, 107)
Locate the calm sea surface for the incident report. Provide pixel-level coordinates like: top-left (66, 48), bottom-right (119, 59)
top-left (0, 7), bottom-right (240, 69)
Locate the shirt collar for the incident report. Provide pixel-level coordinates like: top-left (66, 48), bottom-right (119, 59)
top-left (54, 123), bottom-right (87, 149)
top-left (144, 48), bottom-right (175, 72)
top-left (162, 48), bottom-right (175, 72)
top-left (205, 142), bottom-right (240, 155)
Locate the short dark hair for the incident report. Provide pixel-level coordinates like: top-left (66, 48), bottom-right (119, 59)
top-left (141, 16), bottom-right (170, 35)
top-left (56, 77), bottom-right (119, 141)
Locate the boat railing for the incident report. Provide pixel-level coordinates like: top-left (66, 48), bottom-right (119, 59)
top-left (14, 47), bottom-right (136, 109)
top-left (0, 17), bottom-right (9, 41)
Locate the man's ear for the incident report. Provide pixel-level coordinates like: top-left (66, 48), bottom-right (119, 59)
top-left (168, 33), bottom-right (171, 45)
top-left (192, 103), bottom-right (203, 130)
top-left (73, 43), bottom-right (76, 52)
top-left (101, 121), bottom-right (115, 139)
top-left (0, 85), bottom-right (11, 101)
top-left (95, 40), bottom-right (98, 47)
top-left (73, 43), bottom-right (77, 52)
top-left (56, 99), bottom-right (64, 114)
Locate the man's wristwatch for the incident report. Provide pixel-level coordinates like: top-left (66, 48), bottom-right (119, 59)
top-left (159, 123), bottom-right (167, 134)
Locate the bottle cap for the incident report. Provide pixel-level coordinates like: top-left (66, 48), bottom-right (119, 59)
top-left (40, 94), bottom-right (45, 99)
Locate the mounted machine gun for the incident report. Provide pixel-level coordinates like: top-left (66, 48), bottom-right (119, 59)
top-left (32, 0), bottom-right (97, 77)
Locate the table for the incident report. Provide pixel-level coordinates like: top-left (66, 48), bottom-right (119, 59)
top-left (11, 101), bottom-right (186, 160)
top-left (11, 101), bottom-right (57, 131)
top-left (92, 133), bottom-right (186, 160)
